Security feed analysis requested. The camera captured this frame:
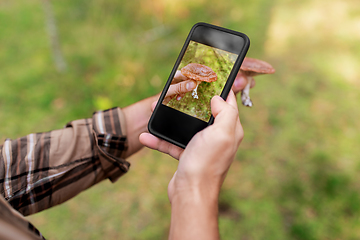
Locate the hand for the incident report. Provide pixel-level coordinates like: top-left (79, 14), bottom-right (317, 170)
top-left (140, 91), bottom-right (243, 240)
top-left (163, 78), bottom-right (197, 104)
top-left (122, 70), bottom-right (251, 159)
top-left (140, 90), bottom-right (243, 198)
top-left (233, 71), bottom-right (256, 94)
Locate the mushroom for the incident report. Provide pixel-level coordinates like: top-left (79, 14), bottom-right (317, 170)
top-left (181, 63), bottom-right (218, 99)
top-left (238, 57), bottom-right (275, 107)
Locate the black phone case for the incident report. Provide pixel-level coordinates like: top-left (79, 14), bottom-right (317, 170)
top-left (148, 22), bottom-right (250, 148)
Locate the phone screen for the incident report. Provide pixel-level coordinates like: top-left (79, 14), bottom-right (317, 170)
top-left (162, 40), bottom-right (238, 122)
top-left (149, 23), bottom-right (249, 148)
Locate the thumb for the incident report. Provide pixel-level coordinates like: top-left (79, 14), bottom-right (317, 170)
top-left (210, 95), bottom-right (227, 119)
top-left (211, 91), bottom-right (238, 119)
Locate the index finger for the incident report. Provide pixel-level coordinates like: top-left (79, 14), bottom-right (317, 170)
top-left (139, 133), bottom-right (184, 160)
top-left (166, 80), bottom-right (197, 97)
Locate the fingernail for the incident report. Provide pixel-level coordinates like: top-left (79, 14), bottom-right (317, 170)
top-left (177, 96), bottom-right (182, 101)
top-left (186, 81), bottom-right (196, 90)
top-left (213, 95), bottom-right (223, 101)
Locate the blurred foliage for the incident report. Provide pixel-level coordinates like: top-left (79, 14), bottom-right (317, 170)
top-left (1, 0), bottom-right (360, 239)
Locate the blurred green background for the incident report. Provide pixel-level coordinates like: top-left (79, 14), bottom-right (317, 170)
top-left (1, 0), bottom-right (360, 239)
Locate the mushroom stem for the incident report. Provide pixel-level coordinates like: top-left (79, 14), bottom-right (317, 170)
top-left (241, 77), bottom-right (253, 107)
top-left (192, 81), bottom-right (201, 99)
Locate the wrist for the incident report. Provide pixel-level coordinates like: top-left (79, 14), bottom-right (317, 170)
top-left (170, 180), bottom-right (220, 207)
top-left (169, 182), bottom-right (220, 240)
top-left (122, 94), bottom-right (159, 158)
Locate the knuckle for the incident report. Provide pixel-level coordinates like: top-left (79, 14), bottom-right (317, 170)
top-left (225, 107), bottom-right (239, 121)
top-left (215, 130), bottom-right (232, 145)
top-left (175, 82), bottom-right (186, 95)
top-left (180, 82), bottom-right (187, 93)
top-left (236, 131), bottom-right (244, 146)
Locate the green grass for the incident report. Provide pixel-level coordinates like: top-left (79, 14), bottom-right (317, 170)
top-left (1, 0), bottom-right (360, 239)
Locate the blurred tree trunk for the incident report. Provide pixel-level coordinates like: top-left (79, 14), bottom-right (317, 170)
top-left (42, 0), bottom-right (67, 73)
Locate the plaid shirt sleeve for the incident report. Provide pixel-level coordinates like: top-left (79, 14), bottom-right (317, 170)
top-left (0, 107), bottom-right (130, 238)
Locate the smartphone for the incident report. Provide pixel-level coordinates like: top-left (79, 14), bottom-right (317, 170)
top-left (148, 22), bottom-right (250, 148)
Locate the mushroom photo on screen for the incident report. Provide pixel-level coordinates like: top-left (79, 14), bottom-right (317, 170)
top-left (180, 63), bottom-right (218, 99)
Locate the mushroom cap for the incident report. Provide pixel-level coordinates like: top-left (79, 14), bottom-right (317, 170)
top-left (181, 63), bottom-right (218, 82)
top-left (240, 57), bottom-right (275, 77)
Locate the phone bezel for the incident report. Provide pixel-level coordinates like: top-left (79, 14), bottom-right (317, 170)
top-left (148, 22), bottom-right (250, 148)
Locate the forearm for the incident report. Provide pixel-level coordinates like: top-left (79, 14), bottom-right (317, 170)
top-left (169, 186), bottom-right (220, 240)
top-left (122, 94), bottom-right (158, 158)
top-left (1, 108), bottom-right (130, 216)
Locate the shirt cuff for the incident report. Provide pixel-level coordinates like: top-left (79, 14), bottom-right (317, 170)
top-left (92, 107), bottom-right (130, 182)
